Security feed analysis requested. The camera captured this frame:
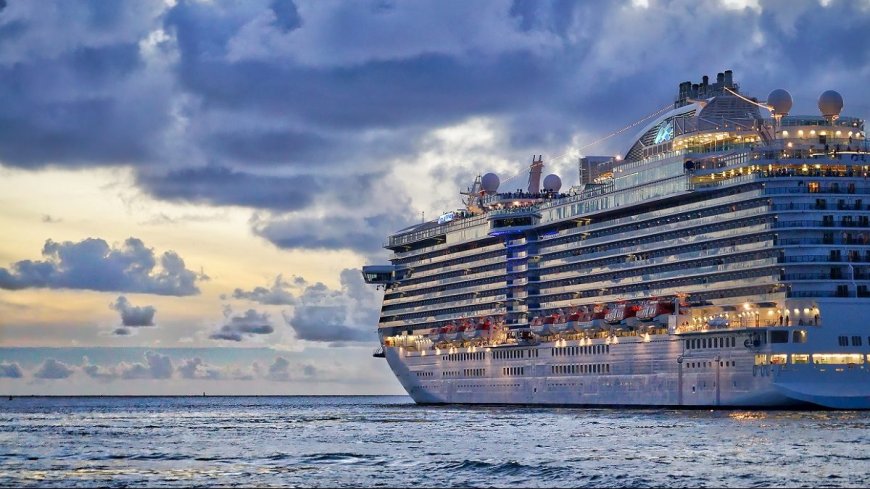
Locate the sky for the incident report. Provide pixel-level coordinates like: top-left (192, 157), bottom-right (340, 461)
top-left (1, 0), bottom-right (869, 395)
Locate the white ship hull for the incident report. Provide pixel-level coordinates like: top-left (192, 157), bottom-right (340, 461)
top-left (385, 301), bottom-right (870, 409)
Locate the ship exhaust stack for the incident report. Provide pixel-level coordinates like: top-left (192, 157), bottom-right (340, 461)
top-left (528, 155), bottom-right (544, 194)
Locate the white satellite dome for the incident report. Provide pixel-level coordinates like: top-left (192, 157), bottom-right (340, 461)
top-left (481, 172), bottom-right (500, 194)
top-left (542, 174), bottom-right (562, 192)
top-left (818, 90), bottom-right (844, 119)
top-left (767, 89), bottom-right (793, 116)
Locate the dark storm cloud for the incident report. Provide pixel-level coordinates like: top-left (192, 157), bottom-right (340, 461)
top-left (33, 358), bottom-right (75, 379)
top-left (232, 275), bottom-right (296, 305)
top-left (210, 309), bottom-right (274, 342)
top-left (0, 2), bottom-right (169, 168)
top-left (136, 165), bottom-right (321, 211)
top-left (270, 0), bottom-right (302, 32)
top-left (110, 296), bottom-right (157, 327)
top-left (0, 362), bottom-right (23, 378)
top-left (283, 269), bottom-right (379, 343)
top-left (0, 238), bottom-right (203, 296)
top-left (113, 327), bottom-right (132, 336)
top-left (0, 0), bottom-right (868, 247)
top-left (252, 213), bottom-right (414, 254)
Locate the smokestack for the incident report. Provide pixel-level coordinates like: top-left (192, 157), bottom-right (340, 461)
top-left (724, 70), bottom-right (733, 87)
top-left (528, 155), bottom-right (544, 194)
top-left (716, 72), bottom-right (725, 85)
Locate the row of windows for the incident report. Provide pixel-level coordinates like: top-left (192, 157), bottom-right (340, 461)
top-left (492, 349), bottom-right (538, 360)
top-left (539, 214), bottom-right (772, 264)
top-left (685, 336), bottom-right (737, 350)
top-left (442, 370), bottom-right (460, 377)
top-left (543, 198), bottom-right (768, 250)
top-left (383, 288), bottom-right (502, 313)
top-left (552, 345), bottom-right (609, 356)
top-left (392, 238), bottom-right (499, 268)
top-left (443, 352), bottom-right (485, 362)
top-left (838, 335), bottom-right (866, 346)
top-left (463, 368), bottom-right (486, 377)
top-left (404, 249), bottom-right (504, 276)
top-left (756, 353), bottom-right (868, 365)
top-left (396, 261), bottom-right (503, 289)
top-left (686, 360), bottom-right (736, 369)
top-left (502, 367), bottom-right (525, 376)
top-left (415, 371), bottom-right (434, 377)
top-left (538, 225), bottom-right (771, 278)
top-left (538, 249), bottom-right (777, 296)
top-left (550, 363), bottom-right (610, 375)
top-left (531, 265), bottom-right (778, 307)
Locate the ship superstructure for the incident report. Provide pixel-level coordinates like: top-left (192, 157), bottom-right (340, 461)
top-left (363, 71), bottom-right (870, 408)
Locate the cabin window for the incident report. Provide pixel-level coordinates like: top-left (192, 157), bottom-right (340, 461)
top-left (770, 354), bottom-right (787, 365)
top-left (792, 354), bottom-right (809, 364)
top-left (770, 331), bottom-right (789, 343)
top-left (754, 354), bottom-right (768, 366)
top-left (793, 330), bottom-right (807, 343)
top-left (813, 354), bottom-right (864, 365)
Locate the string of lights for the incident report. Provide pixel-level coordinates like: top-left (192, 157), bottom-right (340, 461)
top-left (724, 86), bottom-right (772, 111)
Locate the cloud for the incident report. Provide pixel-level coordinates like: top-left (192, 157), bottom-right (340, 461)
top-left (113, 327), bottom-right (132, 336)
top-left (264, 356), bottom-right (318, 382)
top-left (0, 1), bottom-right (172, 169)
top-left (82, 357), bottom-right (118, 382)
top-left (33, 358), bottom-right (75, 379)
top-left (119, 351), bottom-right (174, 379)
top-left (209, 308), bottom-right (275, 342)
top-left (135, 165), bottom-right (322, 211)
top-left (283, 268), bottom-right (379, 343)
top-left (0, 362), bottom-right (23, 378)
top-left (232, 274), bottom-right (296, 305)
top-left (0, 237), bottom-right (204, 296)
top-left (251, 212), bottom-right (415, 256)
top-left (109, 295), bottom-right (157, 327)
top-left (266, 356), bottom-right (291, 381)
top-left (178, 357), bottom-right (225, 380)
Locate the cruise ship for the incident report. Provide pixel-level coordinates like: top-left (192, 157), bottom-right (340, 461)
top-left (362, 70), bottom-right (870, 408)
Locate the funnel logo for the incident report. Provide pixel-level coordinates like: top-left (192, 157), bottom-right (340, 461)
top-left (654, 120), bottom-right (674, 144)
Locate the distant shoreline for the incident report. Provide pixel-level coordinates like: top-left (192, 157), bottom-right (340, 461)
top-left (3, 394), bottom-right (411, 398)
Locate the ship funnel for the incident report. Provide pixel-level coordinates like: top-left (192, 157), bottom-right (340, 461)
top-left (528, 155), bottom-right (544, 194)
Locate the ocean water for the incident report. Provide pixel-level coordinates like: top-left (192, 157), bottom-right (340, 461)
top-left (1, 396), bottom-right (868, 488)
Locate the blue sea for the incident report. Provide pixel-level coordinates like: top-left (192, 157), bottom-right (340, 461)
top-left (1, 396), bottom-right (868, 488)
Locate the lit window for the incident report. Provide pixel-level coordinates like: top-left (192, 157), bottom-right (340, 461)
top-left (770, 354), bottom-right (787, 365)
top-left (812, 354), bottom-right (865, 365)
